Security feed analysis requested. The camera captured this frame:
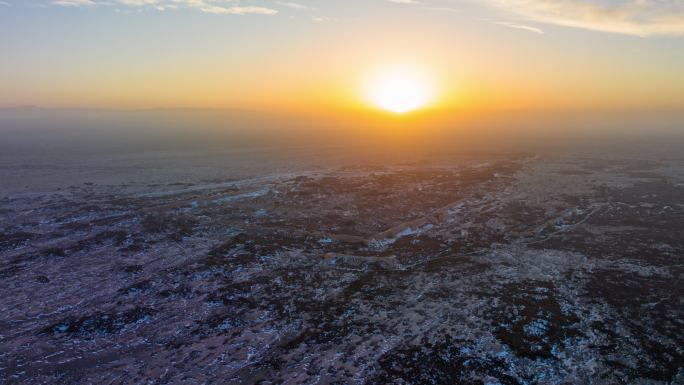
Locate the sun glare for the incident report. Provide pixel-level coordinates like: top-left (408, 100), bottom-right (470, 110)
top-left (365, 66), bottom-right (436, 114)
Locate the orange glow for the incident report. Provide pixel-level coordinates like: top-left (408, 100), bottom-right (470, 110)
top-left (363, 65), bottom-right (437, 113)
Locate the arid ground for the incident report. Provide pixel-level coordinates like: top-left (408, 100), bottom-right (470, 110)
top-left (1, 150), bottom-right (683, 384)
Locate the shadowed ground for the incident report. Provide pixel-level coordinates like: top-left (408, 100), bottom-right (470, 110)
top-left (1, 152), bottom-right (683, 384)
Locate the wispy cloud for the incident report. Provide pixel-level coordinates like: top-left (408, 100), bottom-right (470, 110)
top-left (485, 0), bottom-right (684, 37)
top-left (199, 5), bottom-right (278, 15)
top-left (387, 0), bottom-right (422, 4)
top-left (117, 0), bottom-right (159, 5)
top-left (386, 0), bottom-right (462, 13)
top-left (41, 0), bottom-right (684, 36)
top-left (49, 0), bottom-right (283, 15)
top-left (494, 21), bottom-right (543, 34)
top-left (52, 0), bottom-right (94, 6)
top-left (276, 1), bottom-right (307, 10)
top-left (390, 0), bottom-right (684, 37)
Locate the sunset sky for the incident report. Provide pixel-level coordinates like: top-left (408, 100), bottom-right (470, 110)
top-left (1, 0), bottom-right (683, 113)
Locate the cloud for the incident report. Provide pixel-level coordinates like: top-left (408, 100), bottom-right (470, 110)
top-left (387, 0), bottom-right (421, 4)
top-left (485, 0), bottom-right (684, 37)
top-left (387, 0), bottom-right (463, 13)
top-left (49, 0), bottom-right (281, 15)
top-left (118, 0), bottom-right (159, 5)
top-left (199, 5), bottom-right (278, 15)
top-left (52, 0), bottom-right (94, 6)
top-left (494, 21), bottom-right (544, 34)
top-left (394, 0), bottom-right (684, 36)
top-left (275, 1), bottom-right (307, 10)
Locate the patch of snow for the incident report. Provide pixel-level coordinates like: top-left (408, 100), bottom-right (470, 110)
top-left (214, 189), bottom-right (270, 204)
top-left (524, 319), bottom-right (549, 337)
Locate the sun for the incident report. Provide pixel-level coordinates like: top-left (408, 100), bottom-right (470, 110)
top-left (364, 65), bottom-right (436, 114)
